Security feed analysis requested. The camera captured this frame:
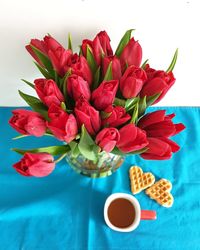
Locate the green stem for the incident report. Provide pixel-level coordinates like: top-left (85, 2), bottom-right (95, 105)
top-left (12, 134), bottom-right (28, 140)
top-left (55, 153), bottom-right (68, 164)
top-left (114, 98), bottom-right (126, 107)
top-left (12, 132), bottom-right (54, 140)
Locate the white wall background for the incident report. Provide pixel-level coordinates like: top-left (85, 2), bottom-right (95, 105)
top-left (0, 0), bottom-right (199, 106)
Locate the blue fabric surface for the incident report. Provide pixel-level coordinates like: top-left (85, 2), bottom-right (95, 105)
top-left (0, 106), bottom-right (200, 250)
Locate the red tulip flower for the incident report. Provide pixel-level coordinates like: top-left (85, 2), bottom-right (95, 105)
top-left (138, 110), bottom-right (185, 138)
top-left (140, 64), bottom-right (176, 104)
top-left (34, 78), bottom-right (64, 107)
top-left (67, 75), bottom-right (91, 102)
top-left (47, 104), bottom-right (78, 143)
top-left (81, 31), bottom-right (113, 66)
top-left (140, 137), bottom-right (180, 160)
top-left (102, 56), bottom-right (122, 80)
top-left (117, 124), bottom-right (148, 153)
top-left (75, 96), bottom-right (101, 135)
top-left (70, 54), bottom-right (92, 85)
top-left (26, 35), bottom-right (72, 77)
top-left (138, 110), bottom-right (185, 160)
top-left (95, 127), bottom-right (120, 153)
top-left (9, 109), bottom-right (46, 137)
top-left (120, 65), bottom-right (147, 98)
top-left (91, 80), bottom-right (119, 110)
top-left (102, 105), bottom-right (131, 127)
top-left (13, 153), bottom-right (55, 177)
top-left (120, 37), bottom-right (142, 71)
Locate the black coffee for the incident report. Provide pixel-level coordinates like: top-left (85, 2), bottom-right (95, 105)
top-left (107, 198), bottom-right (135, 228)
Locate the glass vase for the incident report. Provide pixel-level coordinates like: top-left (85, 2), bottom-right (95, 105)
top-left (66, 151), bottom-right (124, 178)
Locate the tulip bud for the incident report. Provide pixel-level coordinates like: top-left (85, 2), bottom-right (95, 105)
top-left (95, 127), bottom-right (120, 153)
top-left (67, 75), bottom-right (91, 101)
top-left (120, 38), bottom-right (142, 71)
top-left (47, 104), bottom-right (78, 143)
top-left (34, 78), bottom-right (64, 107)
top-left (120, 66), bottom-right (147, 99)
top-left (75, 96), bottom-right (101, 135)
top-left (91, 80), bottom-right (119, 110)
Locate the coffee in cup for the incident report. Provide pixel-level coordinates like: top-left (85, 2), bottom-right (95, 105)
top-left (104, 193), bottom-right (156, 232)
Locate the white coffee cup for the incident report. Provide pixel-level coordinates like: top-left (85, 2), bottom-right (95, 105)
top-left (104, 193), bottom-right (156, 232)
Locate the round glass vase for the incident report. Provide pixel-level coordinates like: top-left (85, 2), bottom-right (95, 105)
top-left (66, 151), bottom-right (124, 178)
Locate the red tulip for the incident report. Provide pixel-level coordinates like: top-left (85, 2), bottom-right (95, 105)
top-left (97, 31), bottom-right (113, 57)
top-left (34, 78), bottom-right (64, 107)
top-left (43, 36), bottom-right (62, 51)
top-left (102, 56), bottom-right (122, 80)
top-left (102, 105), bottom-right (131, 127)
top-left (70, 54), bottom-right (92, 85)
top-left (120, 65), bottom-right (147, 98)
top-left (91, 80), bottom-right (119, 110)
top-left (81, 31), bottom-right (113, 66)
top-left (9, 109), bottom-right (46, 137)
top-left (140, 64), bottom-right (176, 104)
top-left (13, 153), bottom-right (55, 177)
top-left (75, 96), bottom-right (101, 135)
top-left (140, 137), bottom-right (180, 160)
top-left (138, 110), bottom-right (185, 138)
top-left (120, 38), bottom-right (142, 71)
top-left (25, 39), bottom-right (47, 66)
top-left (47, 104), bottom-right (78, 143)
top-left (48, 48), bottom-right (72, 77)
top-left (117, 124), bottom-right (148, 153)
top-left (26, 35), bottom-right (72, 77)
top-left (67, 75), bottom-right (91, 101)
top-left (95, 128), bottom-right (120, 153)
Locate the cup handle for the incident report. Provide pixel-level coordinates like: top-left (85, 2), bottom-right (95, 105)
top-left (141, 210), bottom-right (157, 220)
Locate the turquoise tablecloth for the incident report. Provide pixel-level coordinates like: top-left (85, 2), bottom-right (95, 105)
top-left (0, 107), bottom-right (200, 250)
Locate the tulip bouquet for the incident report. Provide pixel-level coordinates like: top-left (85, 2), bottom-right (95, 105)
top-left (9, 29), bottom-right (185, 178)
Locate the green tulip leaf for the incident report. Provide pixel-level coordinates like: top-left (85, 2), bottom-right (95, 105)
top-left (62, 69), bottom-right (72, 99)
top-left (141, 59), bottom-right (149, 69)
top-left (86, 45), bottom-right (97, 75)
top-left (92, 66), bottom-right (101, 90)
top-left (34, 62), bottom-right (53, 79)
top-left (111, 146), bottom-right (148, 156)
top-left (18, 90), bottom-right (49, 120)
top-left (125, 97), bottom-right (139, 112)
top-left (30, 45), bottom-right (54, 73)
top-left (78, 125), bottom-right (100, 161)
top-left (115, 29), bottom-right (134, 57)
top-left (12, 145), bottom-right (70, 156)
top-left (21, 79), bottom-right (34, 89)
top-left (103, 62), bottom-right (113, 81)
top-left (138, 96), bottom-right (147, 117)
top-left (100, 111), bottom-right (112, 119)
top-left (130, 102), bottom-right (139, 123)
top-left (166, 48), bottom-right (178, 73)
top-left (69, 141), bottom-right (80, 158)
top-left (54, 70), bottom-right (59, 86)
top-left (146, 93), bottom-right (161, 106)
top-left (79, 46), bottom-right (83, 56)
top-left (68, 33), bottom-right (73, 51)
top-left (114, 98), bottom-right (126, 107)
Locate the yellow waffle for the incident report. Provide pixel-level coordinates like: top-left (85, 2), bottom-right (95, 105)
top-left (145, 179), bottom-right (174, 208)
top-left (129, 166), bottom-right (155, 194)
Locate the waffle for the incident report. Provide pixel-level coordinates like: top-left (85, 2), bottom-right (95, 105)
top-left (145, 179), bottom-right (174, 208)
top-left (129, 166), bottom-right (155, 194)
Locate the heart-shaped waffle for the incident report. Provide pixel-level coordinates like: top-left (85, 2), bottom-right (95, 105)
top-left (129, 166), bottom-right (155, 194)
top-left (145, 179), bottom-right (174, 207)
